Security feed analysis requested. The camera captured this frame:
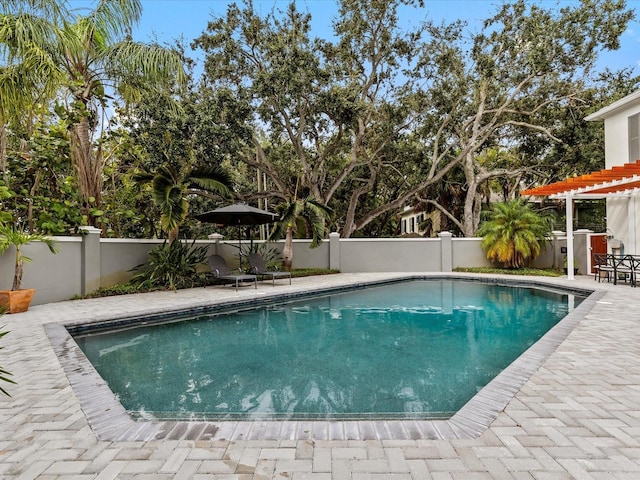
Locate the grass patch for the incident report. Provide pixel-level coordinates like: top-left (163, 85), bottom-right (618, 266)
top-left (453, 267), bottom-right (564, 277)
top-left (290, 268), bottom-right (340, 277)
top-left (75, 268), bottom-right (340, 299)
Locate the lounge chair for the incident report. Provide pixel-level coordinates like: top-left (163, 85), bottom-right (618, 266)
top-left (208, 254), bottom-right (257, 291)
top-left (248, 253), bottom-right (292, 286)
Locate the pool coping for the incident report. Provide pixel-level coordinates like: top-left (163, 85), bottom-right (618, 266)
top-left (45, 274), bottom-right (601, 442)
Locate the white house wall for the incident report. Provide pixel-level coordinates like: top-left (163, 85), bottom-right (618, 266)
top-left (603, 113), bottom-right (635, 168)
top-left (600, 99), bottom-right (640, 254)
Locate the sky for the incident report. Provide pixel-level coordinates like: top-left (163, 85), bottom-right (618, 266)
top-left (70, 0), bottom-right (640, 74)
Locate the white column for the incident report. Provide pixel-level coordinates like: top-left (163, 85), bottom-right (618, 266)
top-left (329, 232), bottom-right (340, 271)
top-left (79, 226), bottom-right (102, 295)
top-left (628, 196), bottom-right (636, 254)
top-left (565, 194), bottom-right (575, 280)
top-left (208, 233), bottom-right (224, 255)
top-left (438, 231), bottom-right (453, 272)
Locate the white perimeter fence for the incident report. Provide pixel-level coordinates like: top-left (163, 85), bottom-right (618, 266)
top-left (0, 228), bottom-right (597, 306)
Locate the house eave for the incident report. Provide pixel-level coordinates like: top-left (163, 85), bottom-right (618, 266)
top-left (585, 89), bottom-right (640, 122)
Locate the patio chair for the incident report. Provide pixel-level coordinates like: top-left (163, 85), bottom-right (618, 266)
top-left (609, 254), bottom-right (634, 286)
top-left (627, 255), bottom-right (640, 288)
top-left (208, 254), bottom-right (257, 291)
top-left (247, 253), bottom-right (292, 286)
top-left (593, 253), bottom-right (612, 282)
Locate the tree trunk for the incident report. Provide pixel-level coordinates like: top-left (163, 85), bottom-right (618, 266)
top-left (168, 227), bottom-right (179, 244)
top-left (461, 151), bottom-right (479, 237)
top-left (0, 124), bottom-right (7, 186)
top-left (12, 248), bottom-right (23, 291)
top-left (282, 226), bottom-right (294, 271)
top-left (70, 117), bottom-right (103, 224)
top-left (27, 170), bottom-right (41, 232)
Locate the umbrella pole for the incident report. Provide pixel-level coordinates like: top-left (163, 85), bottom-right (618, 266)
top-left (237, 225), bottom-right (242, 272)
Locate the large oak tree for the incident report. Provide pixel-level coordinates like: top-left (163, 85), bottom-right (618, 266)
top-left (195, 0), bottom-right (633, 238)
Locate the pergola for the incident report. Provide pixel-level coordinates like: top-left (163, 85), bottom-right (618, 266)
top-left (521, 160), bottom-right (640, 279)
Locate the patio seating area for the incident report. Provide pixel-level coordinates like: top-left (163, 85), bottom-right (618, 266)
top-left (208, 254), bottom-right (258, 291)
top-left (2, 273), bottom-right (640, 478)
top-left (593, 253), bottom-right (640, 286)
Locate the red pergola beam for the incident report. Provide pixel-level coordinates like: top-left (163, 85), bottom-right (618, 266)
top-left (521, 160), bottom-right (640, 196)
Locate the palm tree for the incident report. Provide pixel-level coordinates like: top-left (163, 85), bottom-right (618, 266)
top-left (136, 164), bottom-right (233, 242)
top-left (476, 199), bottom-right (553, 269)
top-left (0, 0), bottom-right (186, 221)
top-left (269, 196), bottom-right (332, 271)
top-left (0, 224), bottom-right (57, 290)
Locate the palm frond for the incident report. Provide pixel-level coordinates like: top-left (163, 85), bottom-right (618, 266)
top-left (0, 326), bottom-right (16, 396)
top-left (269, 196), bottom-right (332, 246)
top-left (87, 0), bottom-right (142, 42)
top-left (1, 0), bottom-right (69, 21)
top-left (189, 165), bottom-right (233, 197)
top-left (477, 199), bottom-right (553, 268)
top-left (102, 40), bottom-right (186, 95)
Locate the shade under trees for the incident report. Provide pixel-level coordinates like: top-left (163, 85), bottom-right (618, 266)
top-left (0, 0), bottom-right (637, 241)
top-left (194, 0), bottom-right (636, 238)
top-left (0, 0), bottom-right (185, 225)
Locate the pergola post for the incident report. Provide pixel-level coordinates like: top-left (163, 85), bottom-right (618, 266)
top-left (520, 161), bottom-right (640, 274)
top-left (628, 196), bottom-right (636, 254)
top-left (565, 193), bottom-right (575, 280)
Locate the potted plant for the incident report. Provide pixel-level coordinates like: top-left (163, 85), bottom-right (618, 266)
top-left (0, 225), bottom-right (57, 313)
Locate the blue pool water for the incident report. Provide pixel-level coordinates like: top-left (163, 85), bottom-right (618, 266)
top-left (74, 280), bottom-right (584, 420)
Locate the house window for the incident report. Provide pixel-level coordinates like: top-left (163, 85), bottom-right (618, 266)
top-left (402, 219), bottom-right (407, 234)
top-left (629, 113), bottom-right (640, 162)
top-left (410, 217), bottom-right (415, 233)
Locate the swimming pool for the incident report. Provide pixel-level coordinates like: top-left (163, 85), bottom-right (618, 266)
top-left (73, 279), bottom-right (585, 422)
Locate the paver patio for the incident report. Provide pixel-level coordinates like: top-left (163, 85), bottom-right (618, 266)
top-left (1, 272), bottom-right (639, 479)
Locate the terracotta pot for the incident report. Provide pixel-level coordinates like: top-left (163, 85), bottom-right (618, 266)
top-left (0, 289), bottom-right (36, 314)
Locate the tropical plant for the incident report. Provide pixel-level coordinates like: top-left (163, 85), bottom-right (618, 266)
top-left (477, 199), bottom-right (554, 269)
top-left (241, 242), bottom-right (282, 269)
top-left (0, 224), bottom-right (57, 290)
top-left (135, 164), bottom-right (233, 242)
top-left (0, 307), bottom-right (15, 396)
top-left (269, 196), bottom-right (332, 270)
top-left (0, 0), bottom-right (186, 221)
top-left (131, 239), bottom-right (209, 290)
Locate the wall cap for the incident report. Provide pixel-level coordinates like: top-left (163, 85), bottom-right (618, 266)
top-left (78, 226), bottom-right (102, 234)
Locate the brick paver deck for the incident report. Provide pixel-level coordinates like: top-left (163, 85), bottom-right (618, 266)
top-left (1, 272), bottom-right (639, 479)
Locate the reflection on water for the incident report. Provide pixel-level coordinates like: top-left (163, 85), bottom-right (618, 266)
top-left (75, 280), bottom-right (584, 420)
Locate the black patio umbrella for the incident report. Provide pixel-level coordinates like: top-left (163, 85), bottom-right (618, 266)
top-left (195, 203), bottom-right (279, 268)
top-left (195, 203), bottom-right (279, 226)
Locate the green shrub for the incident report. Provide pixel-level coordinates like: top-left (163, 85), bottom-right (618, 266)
top-left (477, 199), bottom-right (554, 269)
top-left (453, 267), bottom-right (562, 277)
top-left (131, 239), bottom-right (209, 290)
top-left (240, 242), bottom-right (283, 271)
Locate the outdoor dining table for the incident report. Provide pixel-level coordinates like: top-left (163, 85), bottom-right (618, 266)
top-left (593, 253), bottom-right (640, 286)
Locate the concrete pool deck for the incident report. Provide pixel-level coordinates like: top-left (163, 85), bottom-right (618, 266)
top-left (1, 272), bottom-right (640, 478)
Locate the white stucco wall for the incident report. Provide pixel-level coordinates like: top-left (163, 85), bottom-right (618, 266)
top-left (338, 238), bottom-right (442, 273)
top-left (0, 236), bottom-right (82, 305)
top-left (452, 238), bottom-right (491, 269)
top-left (588, 90), bottom-right (640, 254)
top-left (603, 114), bottom-right (634, 168)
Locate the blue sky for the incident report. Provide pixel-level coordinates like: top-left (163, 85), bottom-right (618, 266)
top-left (71, 0), bottom-right (640, 73)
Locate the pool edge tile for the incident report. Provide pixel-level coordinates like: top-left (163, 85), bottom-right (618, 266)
top-left (45, 275), bottom-right (601, 442)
